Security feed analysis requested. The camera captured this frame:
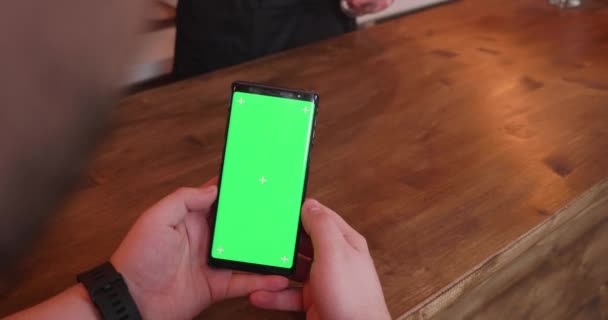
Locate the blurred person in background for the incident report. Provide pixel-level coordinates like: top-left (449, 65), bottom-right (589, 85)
top-left (173, 0), bottom-right (394, 79)
top-left (0, 0), bottom-right (143, 278)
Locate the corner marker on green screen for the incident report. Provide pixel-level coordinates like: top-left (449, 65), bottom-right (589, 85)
top-left (212, 91), bottom-right (316, 269)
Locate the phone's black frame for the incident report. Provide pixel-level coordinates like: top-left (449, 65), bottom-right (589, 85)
top-left (207, 81), bottom-right (319, 276)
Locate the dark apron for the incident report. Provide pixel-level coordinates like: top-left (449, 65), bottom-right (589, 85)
top-left (173, 0), bottom-right (355, 79)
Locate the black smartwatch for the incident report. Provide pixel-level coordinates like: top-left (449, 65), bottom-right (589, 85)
top-left (77, 262), bottom-right (142, 320)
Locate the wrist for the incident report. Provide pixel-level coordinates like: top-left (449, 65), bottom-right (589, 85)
top-left (71, 284), bottom-right (104, 320)
top-left (110, 259), bottom-right (146, 318)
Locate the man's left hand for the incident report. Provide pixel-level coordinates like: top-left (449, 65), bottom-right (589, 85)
top-left (111, 179), bottom-right (289, 320)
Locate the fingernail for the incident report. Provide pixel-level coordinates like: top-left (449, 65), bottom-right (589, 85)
top-left (305, 199), bottom-right (321, 214)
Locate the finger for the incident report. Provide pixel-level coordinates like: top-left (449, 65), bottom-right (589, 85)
top-left (297, 232), bottom-right (314, 258)
top-left (313, 200), bottom-right (369, 252)
top-left (346, 0), bottom-right (375, 12)
top-left (224, 274), bottom-right (289, 300)
top-left (347, 0), bottom-right (389, 14)
top-left (183, 186), bottom-right (217, 212)
top-left (360, 3), bottom-right (379, 14)
top-left (291, 254), bottom-right (312, 283)
top-left (311, 200), bottom-right (356, 236)
top-left (149, 186), bottom-right (217, 226)
top-left (249, 288), bottom-right (304, 312)
top-left (200, 176), bottom-right (219, 188)
top-left (301, 199), bottom-right (346, 259)
top-left (374, 0), bottom-right (393, 12)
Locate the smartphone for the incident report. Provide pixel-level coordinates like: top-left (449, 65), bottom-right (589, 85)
top-left (208, 81), bottom-right (318, 276)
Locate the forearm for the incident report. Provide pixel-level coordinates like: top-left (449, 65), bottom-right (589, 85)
top-left (6, 284), bottom-right (100, 320)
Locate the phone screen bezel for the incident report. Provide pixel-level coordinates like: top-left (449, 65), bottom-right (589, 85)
top-left (207, 81), bottom-right (319, 276)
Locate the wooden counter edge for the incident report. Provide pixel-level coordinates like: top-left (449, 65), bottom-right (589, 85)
top-left (398, 179), bottom-right (608, 320)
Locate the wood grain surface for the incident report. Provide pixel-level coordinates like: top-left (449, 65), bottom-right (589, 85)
top-left (416, 179), bottom-right (608, 320)
top-left (2, 0), bottom-right (608, 319)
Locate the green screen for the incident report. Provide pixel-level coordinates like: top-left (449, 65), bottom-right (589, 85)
top-left (211, 91), bottom-right (315, 269)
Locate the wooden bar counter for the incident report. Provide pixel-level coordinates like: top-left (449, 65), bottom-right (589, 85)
top-left (2, 0), bottom-right (608, 319)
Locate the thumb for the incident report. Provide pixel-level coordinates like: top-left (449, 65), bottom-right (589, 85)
top-left (301, 199), bottom-right (345, 260)
top-left (148, 185), bottom-right (217, 226)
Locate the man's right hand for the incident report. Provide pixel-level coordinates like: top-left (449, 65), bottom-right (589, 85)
top-left (250, 199), bottom-right (391, 320)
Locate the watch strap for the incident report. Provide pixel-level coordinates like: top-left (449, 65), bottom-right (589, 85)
top-left (77, 262), bottom-right (142, 320)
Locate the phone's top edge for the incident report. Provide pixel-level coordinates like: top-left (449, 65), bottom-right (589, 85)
top-left (232, 81), bottom-right (319, 102)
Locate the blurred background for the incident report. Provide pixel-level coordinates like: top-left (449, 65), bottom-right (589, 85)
top-left (131, 0), bottom-right (449, 87)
